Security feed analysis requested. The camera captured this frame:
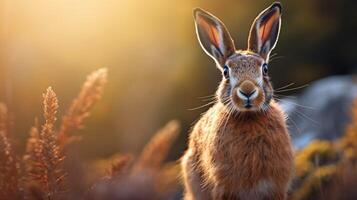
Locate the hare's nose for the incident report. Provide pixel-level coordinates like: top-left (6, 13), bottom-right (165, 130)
top-left (237, 80), bottom-right (258, 101)
top-left (237, 89), bottom-right (257, 100)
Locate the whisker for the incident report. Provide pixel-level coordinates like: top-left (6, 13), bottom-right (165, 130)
top-left (270, 53), bottom-right (278, 58)
top-left (218, 101), bottom-right (232, 130)
top-left (274, 82), bottom-right (295, 91)
top-left (198, 94), bottom-right (217, 102)
top-left (269, 53), bottom-right (279, 61)
top-left (274, 94), bottom-right (297, 99)
top-left (221, 97), bottom-right (231, 105)
top-left (222, 103), bottom-right (234, 132)
top-left (200, 96), bottom-right (217, 102)
top-left (269, 56), bottom-right (284, 63)
top-left (277, 98), bottom-right (316, 110)
top-left (217, 103), bottom-right (228, 129)
top-left (198, 94), bottom-right (216, 99)
top-left (293, 109), bottom-right (319, 125)
top-left (188, 100), bottom-right (217, 111)
top-left (286, 115), bottom-right (302, 135)
top-left (275, 84), bottom-right (309, 93)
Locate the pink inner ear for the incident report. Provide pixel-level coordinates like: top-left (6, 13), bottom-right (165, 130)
top-left (259, 11), bottom-right (279, 43)
top-left (197, 17), bottom-right (220, 47)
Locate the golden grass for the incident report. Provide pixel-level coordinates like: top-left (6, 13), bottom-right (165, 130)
top-left (109, 154), bottom-right (133, 178)
top-left (134, 120), bottom-right (180, 171)
top-left (0, 68), bottom-right (108, 200)
top-left (58, 68), bottom-right (107, 146)
top-left (25, 87), bottom-right (66, 199)
top-left (1, 67), bottom-right (357, 200)
top-left (86, 120), bottom-right (181, 200)
top-left (0, 68), bottom-right (181, 200)
top-left (0, 103), bottom-right (21, 199)
top-left (291, 98), bottom-right (357, 200)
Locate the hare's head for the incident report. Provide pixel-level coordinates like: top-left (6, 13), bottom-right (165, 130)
top-left (194, 2), bottom-right (281, 112)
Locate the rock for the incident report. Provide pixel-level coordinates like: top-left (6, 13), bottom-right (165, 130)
top-left (279, 75), bottom-right (357, 149)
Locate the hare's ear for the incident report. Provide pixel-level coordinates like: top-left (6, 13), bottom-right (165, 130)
top-left (194, 8), bottom-right (235, 66)
top-left (248, 2), bottom-right (282, 61)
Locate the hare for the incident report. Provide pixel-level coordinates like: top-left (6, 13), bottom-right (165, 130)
top-left (181, 2), bottom-right (294, 200)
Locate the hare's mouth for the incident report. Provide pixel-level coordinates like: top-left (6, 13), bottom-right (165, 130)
top-left (230, 99), bottom-right (260, 112)
top-left (230, 88), bottom-right (265, 112)
top-left (244, 103), bottom-right (252, 109)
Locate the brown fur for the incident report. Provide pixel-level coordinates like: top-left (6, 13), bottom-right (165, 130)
top-left (182, 2), bottom-right (293, 200)
top-left (182, 102), bottom-right (293, 200)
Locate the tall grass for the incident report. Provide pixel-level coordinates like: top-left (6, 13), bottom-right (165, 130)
top-left (0, 68), bottom-right (108, 200)
top-left (86, 120), bottom-right (180, 200)
top-left (58, 68), bottom-right (107, 146)
top-left (25, 87), bottom-right (65, 199)
top-left (0, 103), bottom-right (21, 199)
top-left (1, 68), bottom-right (357, 200)
top-left (0, 68), bottom-right (181, 200)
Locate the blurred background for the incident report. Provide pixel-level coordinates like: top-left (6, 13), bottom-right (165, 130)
top-left (0, 0), bottom-right (356, 162)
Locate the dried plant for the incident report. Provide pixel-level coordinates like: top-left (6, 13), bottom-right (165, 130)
top-left (23, 120), bottom-right (45, 200)
top-left (23, 120), bottom-right (40, 176)
top-left (26, 87), bottom-right (67, 200)
top-left (0, 68), bottom-right (183, 200)
top-left (134, 120), bottom-right (180, 171)
top-left (109, 154), bottom-right (133, 179)
top-left (1, 69), bottom-right (111, 200)
top-left (1, 66), bottom-right (357, 200)
top-left (58, 68), bottom-right (107, 146)
top-left (0, 103), bottom-right (8, 132)
top-left (291, 97), bottom-right (357, 200)
top-left (0, 103), bottom-right (21, 199)
top-left (87, 120), bottom-right (181, 200)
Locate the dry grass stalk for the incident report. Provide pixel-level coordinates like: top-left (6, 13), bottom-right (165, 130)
top-left (24, 121), bottom-right (40, 158)
top-left (291, 98), bottom-right (357, 200)
top-left (0, 103), bottom-right (21, 199)
top-left (0, 103), bottom-right (8, 133)
top-left (23, 119), bottom-right (41, 182)
top-left (27, 87), bottom-right (67, 199)
top-left (134, 120), bottom-right (180, 171)
top-left (109, 154), bottom-right (133, 178)
top-left (87, 121), bottom-right (181, 200)
top-left (58, 68), bottom-right (107, 146)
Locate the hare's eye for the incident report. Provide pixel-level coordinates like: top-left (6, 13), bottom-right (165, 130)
top-left (262, 63), bottom-right (268, 75)
top-left (223, 65), bottom-right (229, 79)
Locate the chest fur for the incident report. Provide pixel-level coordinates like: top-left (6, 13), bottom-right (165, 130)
top-left (199, 112), bottom-right (293, 191)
